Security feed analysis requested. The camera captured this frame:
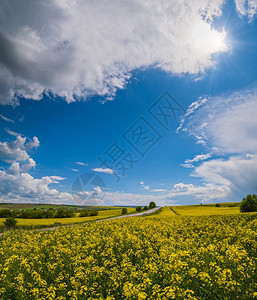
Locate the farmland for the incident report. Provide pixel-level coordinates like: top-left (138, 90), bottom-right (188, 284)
top-left (0, 207), bottom-right (136, 230)
top-left (0, 205), bottom-right (257, 299)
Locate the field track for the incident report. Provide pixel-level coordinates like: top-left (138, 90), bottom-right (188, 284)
top-left (0, 207), bottom-right (161, 239)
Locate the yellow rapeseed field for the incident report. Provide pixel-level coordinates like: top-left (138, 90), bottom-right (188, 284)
top-left (0, 206), bottom-right (257, 299)
top-left (0, 208), bottom-right (136, 227)
top-left (171, 205), bottom-right (240, 216)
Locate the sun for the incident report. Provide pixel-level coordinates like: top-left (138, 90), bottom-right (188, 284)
top-left (192, 19), bottom-right (228, 56)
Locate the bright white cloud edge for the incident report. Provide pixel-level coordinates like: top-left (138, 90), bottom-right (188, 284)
top-left (0, 0), bottom-right (229, 105)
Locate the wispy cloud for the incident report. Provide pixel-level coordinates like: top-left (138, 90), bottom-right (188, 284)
top-left (151, 189), bottom-right (168, 192)
top-left (180, 86), bottom-right (257, 200)
top-left (92, 168), bottom-right (114, 175)
top-left (49, 176), bottom-right (67, 183)
top-left (76, 161), bottom-right (87, 166)
top-left (181, 153), bottom-right (212, 169)
top-left (5, 129), bottom-right (20, 137)
top-left (0, 114), bottom-right (15, 123)
top-left (181, 163), bottom-right (195, 169)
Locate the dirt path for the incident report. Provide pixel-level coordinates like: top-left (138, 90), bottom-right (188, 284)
top-left (0, 207), bottom-right (161, 238)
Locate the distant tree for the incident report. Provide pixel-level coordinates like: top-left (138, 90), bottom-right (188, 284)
top-left (79, 210), bottom-right (89, 217)
top-left (240, 194), bottom-right (257, 212)
top-left (45, 210), bottom-right (55, 218)
top-left (0, 209), bottom-right (12, 218)
top-left (89, 210), bottom-right (99, 216)
top-left (143, 206), bottom-right (149, 210)
top-left (4, 217), bottom-right (17, 229)
top-left (136, 206), bottom-right (142, 212)
top-left (149, 202), bottom-right (156, 209)
top-left (56, 209), bottom-right (75, 218)
top-left (215, 203), bottom-right (221, 207)
top-left (122, 208), bottom-right (128, 214)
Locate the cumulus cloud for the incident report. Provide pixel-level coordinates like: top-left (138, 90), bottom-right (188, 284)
top-left (92, 167), bottom-right (114, 174)
top-left (0, 0), bottom-right (228, 105)
top-left (0, 129), bottom-right (230, 204)
top-left (0, 163), bottom-right (73, 204)
top-left (180, 86), bottom-right (257, 201)
top-left (26, 136), bottom-right (40, 150)
top-left (0, 134), bottom-right (73, 204)
top-left (167, 182), bottom-right (230, 202)
top-left (0, 135), bottom-right (39, 163)
top-left (102, 191), bottom-right (168, 206)
top-left (0, 160), bottom-right (73, 203)
top-left (21, 157), bottom-right (36, 172)
top-left (101, 184), bottom-right (228, 205)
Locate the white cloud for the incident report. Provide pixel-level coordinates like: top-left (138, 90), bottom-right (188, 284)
top-left (0, 0), bottom-right (227, 105)
top-left (21, 158), bottom-right (36, 172)
top-left (167, 182), bottom-right (231, 202)
top-left (151, 189), bottom-right (168, 192)
top-left (70, 169), bottom-right (79, 172)
top-left (49, 176), bottom-right (67, 183)
top-left (144, 185), bottom-right (150, 191)
top-left (177, 98), bottom-right (207, 133)
top-left (182, 153), bottom-right (212, 169)
top-left (181, 87), bottom-right (257, 154)
top-left (0, 163), bottom-right (73, 204)
top-left (180, 86), bottom-right (257, 201)
top-left (0, 134), bottom-right (73, 204)
top-left (0, 135), bottom-right (39, 163)
top-left (193, 156), bottom-right (257, 197)
top-left (235, 0), bottom-right (257, 20)
top-left (92, 167), bottom-right (114, 174)
top-left (94, 186), bottom-right (103, 194)
top-left (26, 136), bottom-right (40, 149)
top-left (76, 161), bottom-right (87, 166)
top-left (181, 163), bottom-right (195, 169)
top-left (0, 169), bottom-right (51, 196)
top-left (185, 153), bottom-right (212, 164)
top-left (0, 114), bottom-right (14, 123)
top-left (5, 129), bottom-right (20, 137)
top-left (140, 181), bottom-right (144, 185)
top-left (102, 191), bottom-right (169, 206)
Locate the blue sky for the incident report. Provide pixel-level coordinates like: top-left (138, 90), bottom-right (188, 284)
top-left (0, 0), bottom-right (257, 206)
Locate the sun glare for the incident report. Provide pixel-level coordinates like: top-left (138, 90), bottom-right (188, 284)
top-left (192, 20), bottom-right (228, 56)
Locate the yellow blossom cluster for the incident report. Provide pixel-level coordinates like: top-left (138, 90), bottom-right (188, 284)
top-left (0, 207), bottom-right (257, 299)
